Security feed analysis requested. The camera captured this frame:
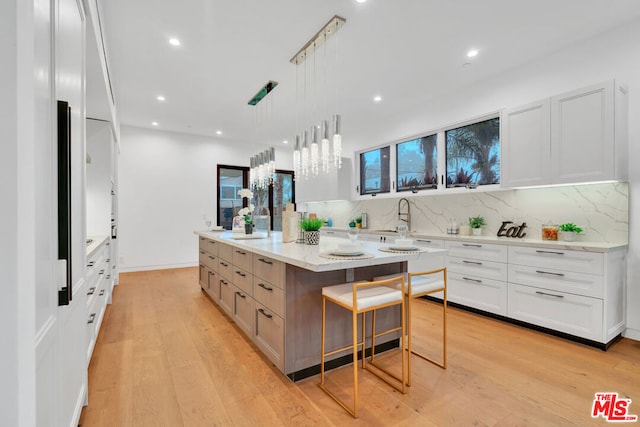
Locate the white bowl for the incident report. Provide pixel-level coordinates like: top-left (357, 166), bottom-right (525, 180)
top-left (394, 238), bottom-right (413, 247)
top-left (338, 242), bottom-right (361, 252)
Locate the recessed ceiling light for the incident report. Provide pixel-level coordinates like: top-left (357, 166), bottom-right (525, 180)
top-left (283, 140), bottom-right (289, 144)
top-left (467, 49), bottom-right (478, 58)
top-left (373, 95), bottom-right (382, 103)
top-left (157, 95), bottom-right (165, 101)
top-left (169, 38), bottom-right (181, 46)
top-left (356, 0), bottom-right (367, 3)
top-left (216, 130), bottom-right (222, 135)
top-left (151, 122), bottom-right (158, 126)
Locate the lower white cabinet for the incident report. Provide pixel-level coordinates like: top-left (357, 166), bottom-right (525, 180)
top-left (448, 272), bottom-right (508, 315)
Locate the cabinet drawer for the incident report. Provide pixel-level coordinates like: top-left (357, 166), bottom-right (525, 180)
top-left (218, 258), bottom-right (233, 281)
top-left (253, 277), bottom-right (284, 317)
top-left (206, 239), bottom-right (218, 256)
top-left (232, 267), bottom-right (253, 296)
top-left (508, 283), bottom-right (603, 342)
top-left (218, 277), bottom-right (234, 316)
top-left (446, 256), bottom-right (507, 282)
top-left (198, 250), bottom-right (208, 267)
top-left (232, 248), bottom-right (253, 273)
top-left (218, 242), bottom-right (234, 263)
top-left (254, 303), bottom-right (284, 371)
top-left (203, 253), bottom-right (217, 271)
top-left (447, 272), bottom-right (507, 316)
top-left (508, 264), bottom-right (603, 298)
top-left (321, 230), bottom-right (345, 238)
top-left (254, 255), bottom-right (285, 289)
top-left (233, 286), bottom-right (255, 337)
top-left (413, 238), bottom-right (445, 250)
top-left (445, 241), bottom-right (508, 262)
top-left (508, 246), bottom-right (603, 275)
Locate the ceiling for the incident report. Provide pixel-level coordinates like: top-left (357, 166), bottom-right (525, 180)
top-left (94, 0), bottom-right (640, 150)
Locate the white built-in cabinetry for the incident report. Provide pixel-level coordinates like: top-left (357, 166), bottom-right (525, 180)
top-left (85, 239), bottom-right (111, 362)
top-left (502, 80), bottom-right (628, 188)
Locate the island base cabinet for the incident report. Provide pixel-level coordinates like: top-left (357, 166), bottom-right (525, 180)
top-left (233, 287), bottom-right (255, 337)
top-left (219, 278), bottom-right (234, 316)
top-left (199, 265), bottom-right (208, 289)
top-left (448, 272), bottom-right (507, 316)
top-left (254, 303), bottom-right (284, 371)
top-left (508, 283), bottom-right (603, 342)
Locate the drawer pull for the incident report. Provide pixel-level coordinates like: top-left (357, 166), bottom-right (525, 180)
top-left (462, 277), bottom-right (482, 283)
top-left (535, 291), bottom-right (564, 299)
top-left (325, 231), bottom-right (335, 234)
top-left (106, 258), bottom-right (110, 263)
top-left (220, 262), bottom-right (228, 267)
top-left (462, 260), bottom-right (483, 265)
top-left (535, 270), bottom-right (565, 277)
top-left (208, 271), bottom-right (215, 276)
top-left (199, 250), bottom-right (205, 255)
top-left (415, 239), bottom-right (432, 243)
top-left (220, 279), bottom-right (228, 286)
top-left (462, 243), bottom-right (482, 248)
top-left (235, 291), bottom-right (246, 299)
top-left (235, 271), bottom-right (246, 277)
top-left (87, 313), bottom-right (96, 324)
top-left (258, 258), bottom-right (273, 265)
top-left (535, 250), bottom-right (565, 256)
top-left (106, 275), bottom-right (110, 279)
top-left (258, 308), bottom-right (273, 319)
top-left (200, 237), bottom-right (205, 241)
top-left (235, 250), bottom-right (247, 255)
top-left (258, 283), bottom-right (273, 292)
top-left (99, 290), bottom-right (105, 296)
top-left (87, 287), bottom-right (96, 296)
top-left (87, 261), bottom-right (95, 267)
top-left (99, 269), bottom-right (105, 275)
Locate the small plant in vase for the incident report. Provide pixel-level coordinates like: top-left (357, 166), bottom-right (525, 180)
top-left (469, 215), bottom-right (486, 236)
top-left (355, 216), bottom-right (363, 229)
top-left (237, 188), bottom-right (255, 234)
top-left (300, 218), bottom-right (324, 245)
top-left (558, 223), bottom-right (583, 242)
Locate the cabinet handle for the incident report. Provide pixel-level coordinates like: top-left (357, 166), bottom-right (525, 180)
top-left (235, 250), bottom-right (247, 255)
top-left (462, 277), bottom-right (482, 283)
top-left (462, 260), bottom-right (483, 265)
top-left (220, 279), bottom-right (228, 286)
top-left (535, 291), bottom-right (564, 299)
top-left (87, 313), bottom-right (96, 324)
top-left (106, 258), bottom-right (110, 263)
top-left (235, 291), bottom-right (246, 299)
top-left (200, 250), bottom-right (205, 255)
top-left (258, 258), bottom-right (273, 265)
top-left (258, 308), bottom-right (273, 319)
top-left (209, 255), bottom-right (215, 260)
top-left (535, 250), bottom-right (565, 255)
top-left (106, 275), bottom-right (110, 279)
top-left (87, 287), bottom-right (96, 296)
top-left (200, 237), bottom-right (205, 241)
top-left (220, 262), bottom-right (228, 267)
top-left (235, 271), bottom-right (246, 277)
top-left (462, 243), bottom-right (482, 248)
top-left (208, 271), bottom-right (215, 276)
top-left (87, 261), bottom-right (95, 267)
top-left (99, 269), bottom-right (105, 275)
top-left (535, 270), bottom-right (565, 277)
top-left (416, 239), bottom-right (431, 243)
top-left (258, 283), bottom-right (273, 292)
top-left (99, 290), bottom-right (105, 296)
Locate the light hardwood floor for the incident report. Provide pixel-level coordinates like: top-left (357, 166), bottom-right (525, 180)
top-left (79, 267), bottom-right (640, 426)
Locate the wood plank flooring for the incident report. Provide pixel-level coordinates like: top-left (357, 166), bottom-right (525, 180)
top-left (79, 267), bottom-right (640, 426)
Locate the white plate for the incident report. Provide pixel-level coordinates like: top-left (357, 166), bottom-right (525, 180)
top-left (329, 250), bottom-right (364, 256)
top-left (388, 246), bottom-right (419, 251)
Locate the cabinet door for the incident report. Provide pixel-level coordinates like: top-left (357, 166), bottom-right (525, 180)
top-left (219, 278), bottom-right (234, 315)
top-left (551, 81), bottom-right (614, 184)
top-left (254, 303), bottom-right (284, 371)
top-left (233, 287), bottom-right (255, 337)
top-left (501, 99), bottom-right (551, 188)
top-left (447, 272), bottom-right (507, 315)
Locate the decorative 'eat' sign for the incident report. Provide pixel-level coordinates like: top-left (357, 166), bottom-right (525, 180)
top-left (497, 221), bottom-right (527, 238)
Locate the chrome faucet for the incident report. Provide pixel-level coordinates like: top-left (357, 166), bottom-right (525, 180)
top-left (398, 198), bottom-right (411, 231)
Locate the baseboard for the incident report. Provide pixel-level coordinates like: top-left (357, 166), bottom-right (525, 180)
top-left (623, 327), bottom-right (640, 341)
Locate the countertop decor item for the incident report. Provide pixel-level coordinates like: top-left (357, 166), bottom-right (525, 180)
top-left (237, 188), bottom-right (255, 233)
top-left (469, 215), bottom-right (486, 236)
top-left (300, 217), bottom-right (324, 245)
top-left (541, 221), bottom-right (558, 241)
top-left (558, 223), bottom-right (583, 241)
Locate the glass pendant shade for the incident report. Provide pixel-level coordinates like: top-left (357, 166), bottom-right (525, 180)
top-left (301, 130), bottom-right (309, 179)
top-left (310, 125), bottom-right (320, 176)
top-left (293, 136), bottom-right (301, 177)
top-left (332, 114), bottom-right (342, 168)
top-left (321, 120), bottom-right (330, 173)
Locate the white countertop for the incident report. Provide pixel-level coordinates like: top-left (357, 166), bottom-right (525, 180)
top-left (196, 231), bottom-right (447, 272)
top-left (86, 235), bottom-right (109, 258)
top-left (323, 228), bottom-right (627, 253)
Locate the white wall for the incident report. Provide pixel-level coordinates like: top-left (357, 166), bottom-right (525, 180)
top-left (86, 119), bottom-right (112, 236)
top-left (118, 125), bottom-right (293, 271)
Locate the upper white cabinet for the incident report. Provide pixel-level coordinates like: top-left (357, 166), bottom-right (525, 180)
top-left (501, 80), bottom-right (628, 188)
top-left (296, 158), bottom-right (351, 203)
top-left (501, 99), bottom-right (551, 187)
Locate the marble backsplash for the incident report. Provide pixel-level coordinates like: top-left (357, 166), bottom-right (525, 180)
top-left (305, 182), bottom-right (629, 244)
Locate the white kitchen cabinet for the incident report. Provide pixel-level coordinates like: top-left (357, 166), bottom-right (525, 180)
top-left (501, 99), bottom-right (551, 187)
top-left (296, 158), bottom-right (352, 203)
top-left (501, 80), bottom-right (628, 188)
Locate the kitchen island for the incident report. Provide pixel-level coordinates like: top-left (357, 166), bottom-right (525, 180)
top-left (196, 230), bottom-right (446, 381)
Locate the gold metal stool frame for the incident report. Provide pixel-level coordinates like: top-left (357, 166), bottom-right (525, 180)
top-left (319, 277), bottom-right (407, 418)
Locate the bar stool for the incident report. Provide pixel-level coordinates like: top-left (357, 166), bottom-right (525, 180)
top-left (374, 267), bottom-right (447, 386)
top-left (319, 277), bottom-right (407, 418)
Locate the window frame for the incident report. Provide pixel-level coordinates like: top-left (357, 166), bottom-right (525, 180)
top-left (395, 133), bottom-right (439, 193)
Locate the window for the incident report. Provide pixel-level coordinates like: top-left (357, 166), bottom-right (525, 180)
top-left (445, 117), bottom-right (500, 187)
top-left (396, 134), bottom-right (437, 192)
top-left (217, 165), bottom-right (295, 231)
top-left (360, 146), bottom-right (390, 195)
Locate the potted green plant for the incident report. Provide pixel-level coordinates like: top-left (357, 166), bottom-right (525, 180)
top-left (300, 218), bottom-right (324, 245)
top-left (558, 223), bottom-right (583, 242)
top-left (355, 216), bottom-right (363, 229)
top-left (469, 215), bottom-right (486, 236)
